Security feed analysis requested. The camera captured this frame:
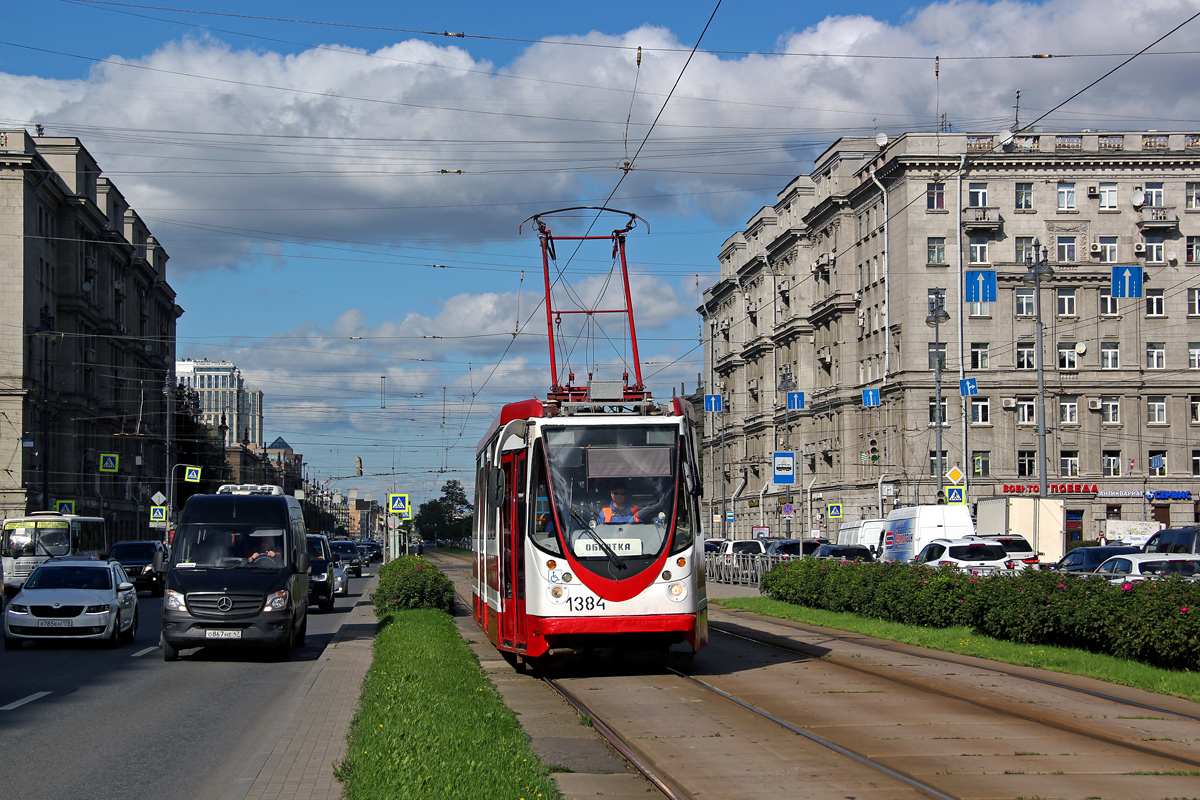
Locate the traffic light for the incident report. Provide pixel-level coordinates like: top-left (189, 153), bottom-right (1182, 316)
top-left (869, 439), bottom-right (879, 462)
top-left (936, 489), bottom-right (946, 505)
top-left (355, 457), bottom-right (363, 477)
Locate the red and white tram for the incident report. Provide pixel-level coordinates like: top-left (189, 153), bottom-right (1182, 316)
top-left (471, 209), bottom-right (708, 670)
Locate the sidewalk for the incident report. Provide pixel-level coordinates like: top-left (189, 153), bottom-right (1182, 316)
top-left (231, 573), bottom-right (379, 800)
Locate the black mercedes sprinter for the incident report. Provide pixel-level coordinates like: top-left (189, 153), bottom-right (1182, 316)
top-left (158, 484), bottom-right (310, 661)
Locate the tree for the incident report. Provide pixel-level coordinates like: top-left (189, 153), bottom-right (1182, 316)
top-left (171, 385), bottom-right (229, 508)
top-left (413, 480), bottom-right (473, 542)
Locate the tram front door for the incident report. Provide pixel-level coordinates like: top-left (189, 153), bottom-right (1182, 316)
top-left (500, 452), bottom-right (528, 651)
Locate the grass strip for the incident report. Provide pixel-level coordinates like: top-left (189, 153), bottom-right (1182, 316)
top-left (712, 596), bottom-right (1200, 704)
top-left (337, 609), bottom-right (562, 800)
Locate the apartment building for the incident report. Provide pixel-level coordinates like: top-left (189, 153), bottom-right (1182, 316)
top-left (701, 130), bottom-right (1200, 548)
top-left (175, 358), bottom-right (264, 448)
top-left (0, 130), bottom-right (180, 538)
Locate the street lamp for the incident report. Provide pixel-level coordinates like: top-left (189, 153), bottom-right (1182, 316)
top-left (926, 292), bottom-right (950, 503)
top-left (777, 366), bottom-right (797, 539)
top-left (1022, 239), bottom-right (1053, 497)
top-left (35, 305), bottom-right (56, 511)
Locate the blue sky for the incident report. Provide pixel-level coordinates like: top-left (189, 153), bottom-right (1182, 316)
top-left (3, 0), bottom-right (1198, 505)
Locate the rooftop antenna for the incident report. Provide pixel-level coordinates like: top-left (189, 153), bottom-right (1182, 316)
top-left (1013, 89), bottom-right (1021, 130)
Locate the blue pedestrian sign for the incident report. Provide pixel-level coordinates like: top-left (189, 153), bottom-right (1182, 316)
top-left (1111, 266), bottom-right (1143, 298)
top-left (862, 389), bottom-right (880, 407)
top-left (946, 486), bottom-right (966, 505)
top-left (388, 493), bottom-right (412, 519)
top-left (787, 391), bottom-right (805, 411)
top-left (100, 454), bottom-right (119, 473)
top-left (959, 378), bottom-right (978, 397)
top-left (965, 270), bottom-right (998, 303)
top-left (184, 466), bottom-right (202, 483)
top-left (773, 452), bottom-right (796, 485)
top-left (56, 500), bottom-right (75, 514)
top-left (150, 506), bottom-right (167, 523)
top-left (704, 394), bottom-right (723, 413)
top-left (827, 503), bottom-right (843, 519)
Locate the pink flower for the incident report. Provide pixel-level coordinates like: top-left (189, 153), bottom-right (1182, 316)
top-left (1058, 583), bottom-right (1065, 589)
top-left (1183, 606), bottom-right (1189, 613)
top-left (1121, 583), bottom-right (1133, 591)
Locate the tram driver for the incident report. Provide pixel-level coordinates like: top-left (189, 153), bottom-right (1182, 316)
top-left (600, 481), bottom-right (640, 524)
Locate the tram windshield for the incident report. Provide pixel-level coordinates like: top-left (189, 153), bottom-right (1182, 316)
top-left (538, 424), bottom-right (681, 574)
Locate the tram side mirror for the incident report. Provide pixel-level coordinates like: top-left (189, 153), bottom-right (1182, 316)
top-left (683, 462), bottom-right (701, 497)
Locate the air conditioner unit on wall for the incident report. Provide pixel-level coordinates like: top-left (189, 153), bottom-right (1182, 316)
top-left (1001, 397), bottom-right (1017, 409)
top-left (1089, 242), bottom-right (1102, 254)
top-left (1087, 185), bottom-right (1099, 197)
top-left (1088, 398), bottom-right (1102, 411)
top-left (1134, 241), bottom-right (1146, 254)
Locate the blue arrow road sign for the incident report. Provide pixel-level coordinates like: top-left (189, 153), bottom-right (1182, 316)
top-left (787, 391), bottom-right (804, 411)
top-left (862, 389), bottom-right (880, 407)
top-left (1111, 265), bottom-right (1143, 298)
top-left (959, 378), bottom-right (977, 397)
top-left (965, 270), bottom-right (998, 303)
top-left (704, 394), bottom-right (722, 413)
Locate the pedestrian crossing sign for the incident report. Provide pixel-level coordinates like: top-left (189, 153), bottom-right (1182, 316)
top-left (56, 500), bottom-right (75, 514)
top-left (151, 506), bottom-right (167, 522)
top-left (388, 493), bottom-right (411, 519)
top-left (946, 486), bottom-right (966, 505)
top-left (100, 454), bottom-right (119, 473)
top-left (184, 466), bottom-right (201, 483)
top-left (827, 503), bottom-right (843, 519)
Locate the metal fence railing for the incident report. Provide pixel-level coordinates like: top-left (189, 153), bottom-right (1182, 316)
top-left (704, 553), bottom-right (792, 588)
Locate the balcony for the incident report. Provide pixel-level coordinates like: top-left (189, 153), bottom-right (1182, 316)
top-left (961, 206), bottom-right (1002, 233)
top-left (1137, 206), bottom-right (1179, 231)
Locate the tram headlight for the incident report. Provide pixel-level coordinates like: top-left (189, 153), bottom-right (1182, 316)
top-left (561, 572), bottom-right (573, 583)
top-left (667, 582), bottom-right (687, 602)
top-left (661, 570), bottom-right (672, 581)
top-left (547, 585), bottom-right (567, 604)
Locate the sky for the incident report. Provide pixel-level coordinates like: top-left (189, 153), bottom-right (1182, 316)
top-left (3, 0), bottom-right (1200, 506)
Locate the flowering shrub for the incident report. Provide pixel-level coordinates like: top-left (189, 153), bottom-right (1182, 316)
top-left (371, 556), bottom-right (456, 616)
top-left (758, 559), bottom-right (1200, 670)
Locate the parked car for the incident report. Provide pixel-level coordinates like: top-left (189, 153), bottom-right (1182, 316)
top-left (330, 540), bottom-right (363, 577)
top-left (1047, 545), bottom-right (1141, 574)
top-left (4, 559), bottom-right (138, 649)
top-left (108, 540), bottom-right (168, 596)
top-left (306, 534), bottom-right (336, 613)
top-left (1143, 526), bottom-right (1200, 554)
top-left (1091, 553), bottom-right (1200, 584)
top-left (968, 534), bottom-right (1040, 570)
top-left (764, 539), bottom-right (828, 558)
top-left (360, 540), bottom-right (382, 562)
top-left (913, 538), bottom-right (1015, 574)
top-left (703, 540), bottom-right (723, 554)
top-left (812, 543), bottom-right (875, 562)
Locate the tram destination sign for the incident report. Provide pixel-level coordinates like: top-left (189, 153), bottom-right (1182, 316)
top-left (573, 538), bottom-right (642, 557)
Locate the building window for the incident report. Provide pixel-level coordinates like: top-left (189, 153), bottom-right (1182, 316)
top-left (1099, 182), bottom-right (1119, 211)
top-left (1144, 182), bottom-right (1164, 207)
top-left (1100, 342), bottom-right (1120, 369)
top-left (1146, 288), bottom-right (1165, 316)
top-left (1102, 450), bottom-right (1121, 477)
top-left (1147, 396), bottom-right (1167, 424)
top-left (972, 451), bottom-right (990, 476)
top-left (1099, 293), bottom-right (1118, 316)
top-left (969, 300), bottom-right (991, 317)
top-left (1017, 397), bottom-right (1035, 424)
top-left (1187, 182), bottom-right (1200, 210)
top-left (1098, 236), bottom-right (1118, 263)
top-left (1192, 395), bottom-right (1200, 423)
top-left (969, 236), bottom-right (989, 264)
top-left (1193, 450), bottom-right (1200, 477)
top-left (1017, 450), bottom-right (1037, 478)
top-left (1015, 183), bottom-right (1033, 210)
top-left (1190, 343), bottom-right (1200, 369)
top-left (928, 450), bottom-right (948, 475)
top-left (1059, 396), bottom-right (1079, 425)
top-left (1149, 450), bottom-right (1167, 477)
top-left (968, 182), bottom-right (988, 207)
top-left (1016, 344), bottom-right (1035, 370)
top-left (927, 237), bottom-right (946, 264)
top-left (928, 342), bottom-right (946, 371)
top-left (970, 343), bottom-right (990, 369)
top-left (927, 183), bottom-right (945, 211)
top-left (1057, 235), bottom-right (1077, 263)
top-left (1146, 235), bottom-right (1165, 263)
top-left (1015, 236), bottom-right (1035, 263)
top-left (1188, 289), bottom-right (1200, 316)
top-left (1015, 288), bottom-right (1034, 316)
top-left (1101, 396), bottom-right (1121, 424)
top-left (1188, 236), bottom-right (1200, 264)
top-left (971, 398), bottom-right (990, 424)
top-left (1057, 182), bottom-right (1076, 211)
top-left (1060, 450), bottom-right (1080, 477)
top-left (1057, 288), bottom-right (1076, 316)
top-left (928, 397), bottom-right (948, 426)
top-left (1058, 343), bottom-right (1078, 370)
top-left (1146, 342), bottom-right (1165, 369)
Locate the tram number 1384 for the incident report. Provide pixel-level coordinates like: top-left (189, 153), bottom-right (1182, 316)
top-left (565, 596), bottom-right (607, 613)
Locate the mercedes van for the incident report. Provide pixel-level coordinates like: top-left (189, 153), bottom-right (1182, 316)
top-left (879, 505), bottom-right (975, 563)
top-left (157, 484), bottom-right (310, 661)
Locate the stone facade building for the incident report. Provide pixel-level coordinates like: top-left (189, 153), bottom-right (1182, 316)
top-left (701, 130), bottom-right (1200, 548)
top-left (0, 131), bottom-right (180, 538)
top-left (175, 358), bottom-right (264, 448)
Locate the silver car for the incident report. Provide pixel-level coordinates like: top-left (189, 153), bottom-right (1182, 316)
top-left (1092, 553), bottom-right (1200, 584)
top-left (4, 559), bottom-right (138, 649)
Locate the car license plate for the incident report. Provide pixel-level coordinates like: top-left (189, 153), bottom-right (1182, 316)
top-left (205, 629), bottom-right (241, 639)
top-left (37, 619), bottom-right (71, 628)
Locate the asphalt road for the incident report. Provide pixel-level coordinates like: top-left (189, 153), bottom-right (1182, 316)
top-left (0, 574), bottom-right (370, 800)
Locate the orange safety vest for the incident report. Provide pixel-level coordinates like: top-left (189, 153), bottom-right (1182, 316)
top-left (601, 505), bottom-right (639, 523)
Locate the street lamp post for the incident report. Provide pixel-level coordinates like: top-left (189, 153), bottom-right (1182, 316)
top-left (926, 292), bottom-right (950, 502)
top-left (1022, 240), bottom-right (1053, 498)
top-left (777, 366), bottom-right (797, 539)
top-left (35, 305), bottom-right (56, 511)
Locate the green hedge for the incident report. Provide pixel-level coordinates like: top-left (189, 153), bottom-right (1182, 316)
top-left (759, 560), bottom-right (1200, 670)
top-left (371, 556), bottom-right (456, 616)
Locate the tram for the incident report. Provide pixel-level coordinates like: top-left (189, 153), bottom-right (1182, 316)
top-left (472, 208), bottom-right (707, 670)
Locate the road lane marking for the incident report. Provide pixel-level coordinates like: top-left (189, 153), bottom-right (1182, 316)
top-left (132, 646), bottom-right (157, 658)
top-left (1, 692), bottom-right (51, 711)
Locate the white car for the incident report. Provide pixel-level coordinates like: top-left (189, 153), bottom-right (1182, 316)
top-left (914, 538), bottom-right (1017, 575)
top-left (4, 559), bottom-right (138, 649)
top-left (1092, 553), bottom-right (1200, 584)
top-left (333, 562), bottom-right (349, 597)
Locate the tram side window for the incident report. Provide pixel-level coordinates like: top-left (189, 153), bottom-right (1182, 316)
top-left (670, 455), bottom-right (696, 555)
top-left (528, 444), bottom-right (562, 556)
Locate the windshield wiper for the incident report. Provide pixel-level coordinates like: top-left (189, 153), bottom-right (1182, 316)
top-left (569, 507), bottom-right (626, 571)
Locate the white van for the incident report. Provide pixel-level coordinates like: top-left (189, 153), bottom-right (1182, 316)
top-left (879, 505), bottom-right (975, 562)
top-left (837, 518), bottom-right (888, 553)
